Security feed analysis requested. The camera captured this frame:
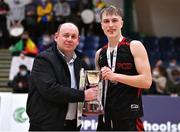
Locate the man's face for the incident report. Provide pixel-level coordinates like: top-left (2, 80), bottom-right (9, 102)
top-left (54, 24), bottom-right (79, 54)
top-left (101, 13), bottom-right (123, 38)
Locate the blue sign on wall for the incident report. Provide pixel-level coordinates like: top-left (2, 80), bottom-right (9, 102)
top-left (142, 95), bottom-right (180, 131)
top-left (81, 96), bottom-right (180, 131)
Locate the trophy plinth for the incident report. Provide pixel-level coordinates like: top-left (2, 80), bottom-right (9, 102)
top-left (82, 70), bottom-right (104, 115)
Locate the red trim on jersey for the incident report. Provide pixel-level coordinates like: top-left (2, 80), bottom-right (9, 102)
top-left (100, 44), bottom-right (108, 55)
top-left (102, 37), bottom-right (130, 49)
top-left (137, 89), bottom-right (142, 97)
top-left (136, 118), bottom-right (144, 132)
top-left (101, 43), bottom-right (108, 51)
top-left (118, 37), bottom-right (126, 47)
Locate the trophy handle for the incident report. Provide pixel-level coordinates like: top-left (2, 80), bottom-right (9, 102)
top-left (77, 68), bottom-right (85, 126)
top-left (79, 68), bottom-right (86, 90)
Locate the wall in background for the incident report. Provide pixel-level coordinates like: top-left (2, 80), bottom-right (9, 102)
top-left (135, 0), bottom-right (180, 37)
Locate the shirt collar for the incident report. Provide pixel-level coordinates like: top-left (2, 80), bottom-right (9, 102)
top-left (57, 46), bottom-right (77, 63)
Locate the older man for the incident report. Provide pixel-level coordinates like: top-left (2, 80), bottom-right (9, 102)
top-left (26, 23), bottom-right (98, 131)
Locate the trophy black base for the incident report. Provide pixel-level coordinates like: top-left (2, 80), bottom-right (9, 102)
top-left (82, 109), bottom-right (104, 116)
top-left (82, 103), bottom-right (104, 115)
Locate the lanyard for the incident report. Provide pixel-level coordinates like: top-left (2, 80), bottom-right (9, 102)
top-left (106, 36), bottom-right (124, 72)
top-left (106, 46), bottom-right (118, 72)
top-left (103, 45), bottom-right (117, 111)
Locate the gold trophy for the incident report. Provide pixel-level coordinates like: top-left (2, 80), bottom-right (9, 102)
top-left (82, 70), bottom-right (104, 115)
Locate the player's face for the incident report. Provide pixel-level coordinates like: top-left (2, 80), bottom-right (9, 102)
top-left (101, 13), bottom-right (123, 39)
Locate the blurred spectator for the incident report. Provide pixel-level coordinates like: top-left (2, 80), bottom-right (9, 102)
top-left (167, 59), bottom-right (180, 96)
top-left (53, 0), bottom-right (71, 32)
top-left (168, 69), bottom-right (180, 96)
top-left (9, 52), bottom-right (35, 81)
top-left (9, 31), bottom-right (38, 57)
top-left (80, 0), bottom-right (93, 10)
top-left (36, 0), bottom-right (53, 37)
top-left (8, 0), bottom-right (25, 31)
top-left (66, 0), bottom-right (79, 13)
top-left (93, 0), bottom-right (106, 37)
top-left (167, 59), bottom-right (180, 82)
top-left (0, 0), bottom-right (10, 48)
top-left (24, 0), bottom-right (37, 42)
top-left (7, 0), bottom-right (25, 45)
top-left (171, 69), bottom-right (180, 84)
top-left (37, 32), bottom-right (53, 52)
top-left (155, 59), bottom-right (163, 68)
top-left (9, 64), bottom-right (30, 93)
top-left (152, 66), bottom-right (169, 95)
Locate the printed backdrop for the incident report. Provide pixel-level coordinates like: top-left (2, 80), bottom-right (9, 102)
top-left (0, 93), bottom-right (180, 131)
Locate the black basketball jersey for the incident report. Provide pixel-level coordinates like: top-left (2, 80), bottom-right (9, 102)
top-left (98, 37), bottom-right (143, 119)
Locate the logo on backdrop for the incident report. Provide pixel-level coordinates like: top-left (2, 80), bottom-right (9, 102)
top-left (144, 121), bottom-right (180, 131)
top-left (13, 107), bottom-right (28, 123)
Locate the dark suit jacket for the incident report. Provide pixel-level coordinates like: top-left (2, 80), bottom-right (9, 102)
top-left (26, 43), bottom-right (86, 130)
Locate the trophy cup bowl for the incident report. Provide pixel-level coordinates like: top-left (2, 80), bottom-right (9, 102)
top-left (82, 70), bottom-right (104, 115)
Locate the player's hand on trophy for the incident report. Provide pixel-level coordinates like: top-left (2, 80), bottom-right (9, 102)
top-left (84, 86), bottom-right (98, 101)
top-left (101, 66), bottom-right (113, 80)
top-left (101, 66), bottom-right (118, 84)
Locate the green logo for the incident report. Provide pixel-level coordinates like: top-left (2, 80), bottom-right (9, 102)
top-left (13, 107), bottom-right (28, 123)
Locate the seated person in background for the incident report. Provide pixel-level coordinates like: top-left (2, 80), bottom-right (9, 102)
top-left (9, 31), bottom-right (38, 57)
top-left (167, 59), bottom-right (180, 83)
top-left (37, 32), bottom-right (53, 53)
top-left (8, 0), bottom-right (25, 30)
top-left (53, 0), bottom-right (71, 31)
top-left (152, 66), bottom-right (169, 95)
top-left (24, 0), bottom-right (37, 42)
top-left (36, 0), bottom-right (53, 36)
top-left (11, 64), bottom-right (30, 93)
top-left (168, 69), bottom-right (180, 96)
top-left (171, 69), bottom-right (180, 84)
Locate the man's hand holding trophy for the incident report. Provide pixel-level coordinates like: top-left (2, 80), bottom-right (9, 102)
top-left (84, 86), bottom-right (98, 101)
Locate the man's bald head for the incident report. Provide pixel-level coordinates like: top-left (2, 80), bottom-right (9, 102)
top-left (57, 23), bottom-right (79, 35)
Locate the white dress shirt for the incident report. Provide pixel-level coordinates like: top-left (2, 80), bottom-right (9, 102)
top-left (57, 47), bottom-right (77, 120)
